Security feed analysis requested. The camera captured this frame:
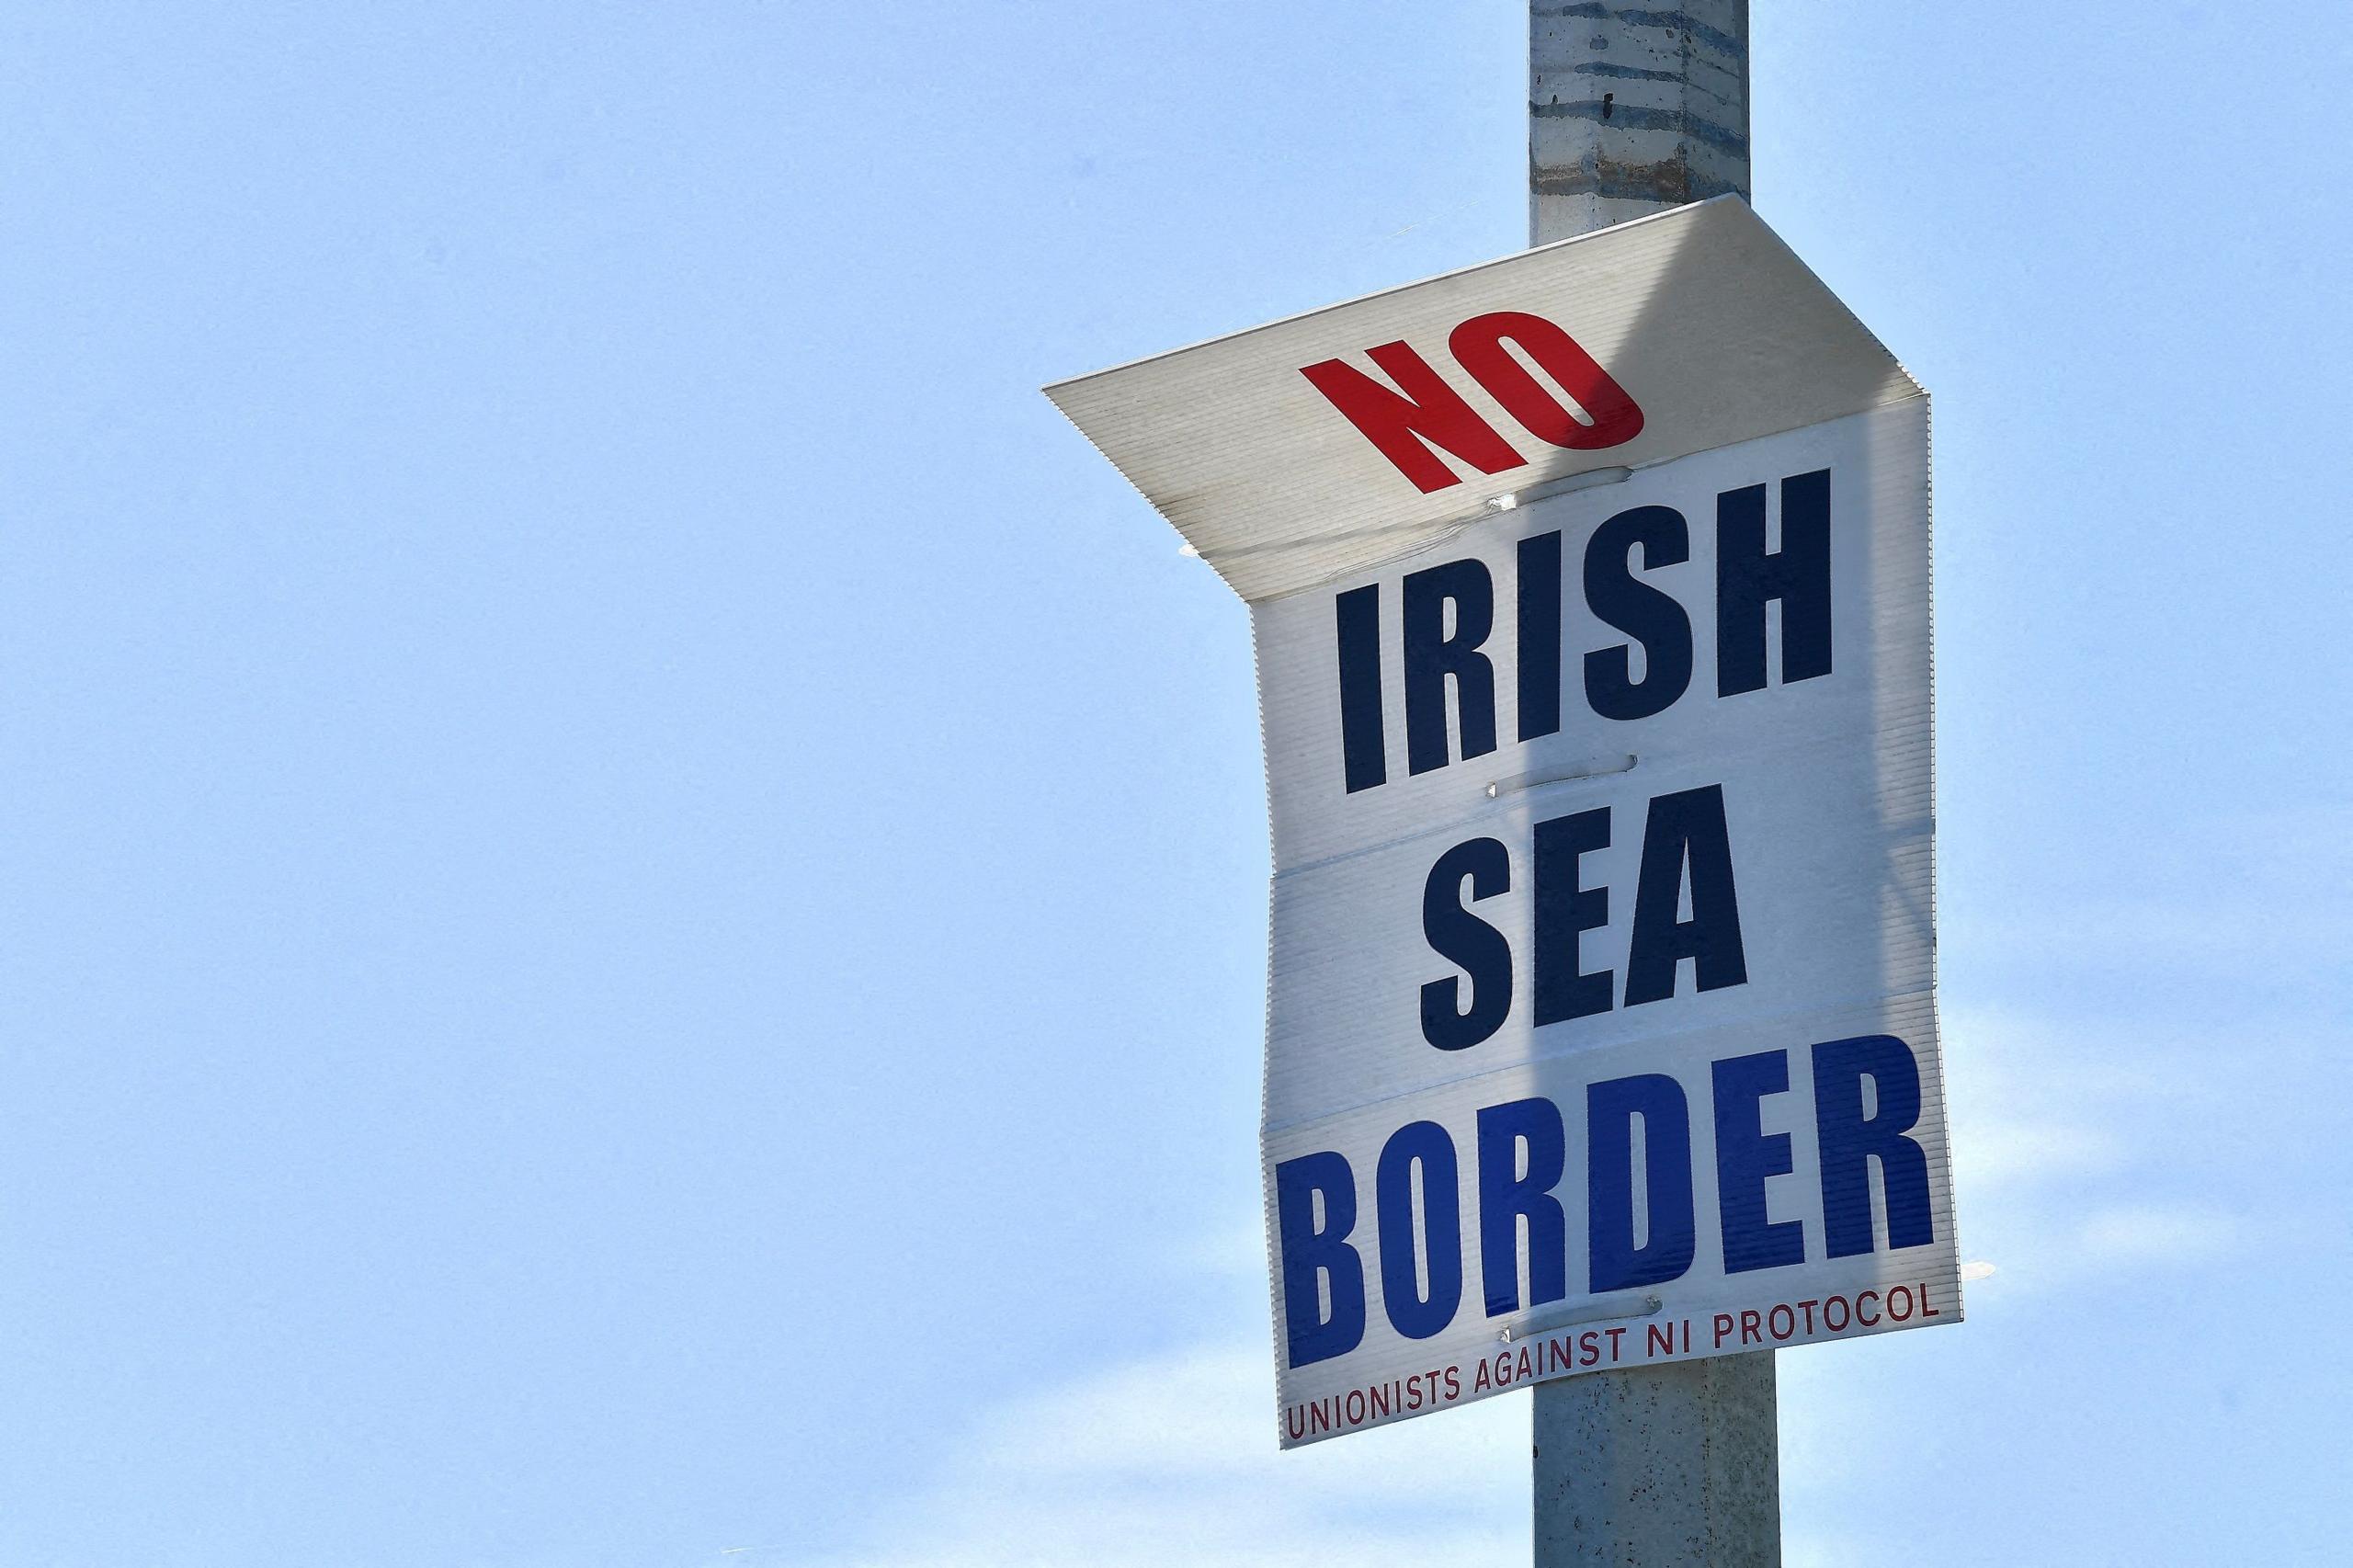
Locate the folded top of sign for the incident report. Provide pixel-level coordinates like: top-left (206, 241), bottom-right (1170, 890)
top-left (1046, 197), bottom-right (1919, 604)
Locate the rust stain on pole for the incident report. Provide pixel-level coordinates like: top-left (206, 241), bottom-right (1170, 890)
top-left (1531, 1), bottom-right (1752, 244)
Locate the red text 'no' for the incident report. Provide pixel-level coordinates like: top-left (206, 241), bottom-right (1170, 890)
top-left (1301, 312), bottom-right (1643, 494)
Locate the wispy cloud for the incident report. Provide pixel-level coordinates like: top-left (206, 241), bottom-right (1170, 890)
top-left (2076, 1202), bottom-right (2236, 1267)
top-left (778, 1338), bottom-right (1525, 1568)
top-left (767, 1309), bottom-right (1983, 1568)
top-left (774, 973), bottom-right (2297, 1568)
top-left (1938, 1004), bottom-right (2255, 1293)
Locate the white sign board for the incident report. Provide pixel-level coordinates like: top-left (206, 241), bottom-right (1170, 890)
top-left (1049, 198), bottom-right (1961, 1449)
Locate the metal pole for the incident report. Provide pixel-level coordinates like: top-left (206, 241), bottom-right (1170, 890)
top-left (1530, 2), bottom-right (1751, 244)
top-left (1527, 5), bottom-right (1779, 1564)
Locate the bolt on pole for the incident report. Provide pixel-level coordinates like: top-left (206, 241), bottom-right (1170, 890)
top-left (1526, 4), bottom-right (1780, 1564)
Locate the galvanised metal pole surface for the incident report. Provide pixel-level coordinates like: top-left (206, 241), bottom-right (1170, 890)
top-left (1530, 2), bottom-right (1751, 241)
top-left (1527, 5), bottom-right (1780, 1565)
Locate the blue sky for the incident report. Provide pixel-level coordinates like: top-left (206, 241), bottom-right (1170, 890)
top-left (3, 3), bottom-right (2347, 1565)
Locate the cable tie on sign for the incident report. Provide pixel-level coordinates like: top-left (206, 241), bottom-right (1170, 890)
top-left (1486, 754), bottom-right (1638, 799)
top-left (1500, 1292), bottom-right (1664, 1344)
top-left (1200, 465), bottom-right (1642, 567)
top-left (1501, 465), bottom-right (1633, 509)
